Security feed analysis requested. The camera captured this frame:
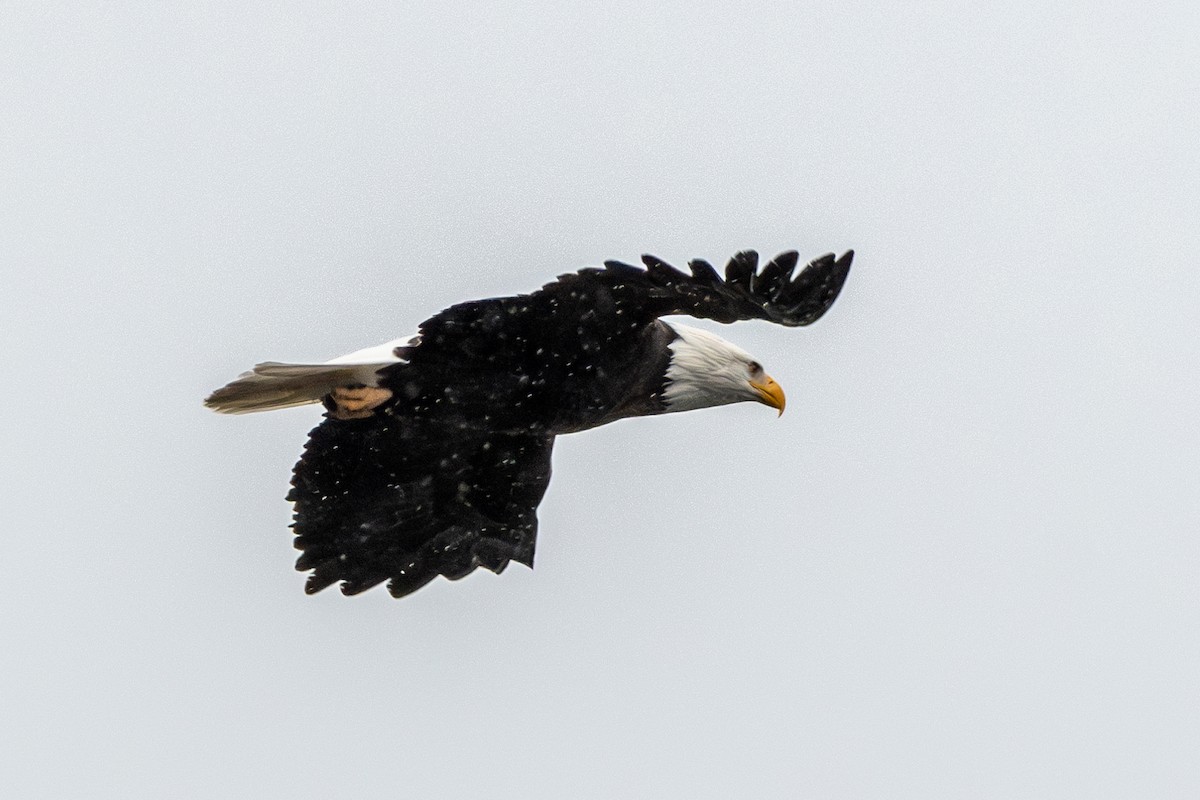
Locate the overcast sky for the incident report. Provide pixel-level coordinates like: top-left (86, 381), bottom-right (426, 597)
top-left (4, 2), bottom-right (1199, 797)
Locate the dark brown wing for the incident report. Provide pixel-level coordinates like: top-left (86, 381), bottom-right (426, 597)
top-left (288, 412), bottom-right (554, 598)
top-left (544, 249), bottom-right (854, 328)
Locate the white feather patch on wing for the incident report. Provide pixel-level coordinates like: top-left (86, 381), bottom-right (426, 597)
top-left (204, 335), bottom-right (417, 414)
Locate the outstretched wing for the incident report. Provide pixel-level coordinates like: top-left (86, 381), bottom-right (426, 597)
top-left (545, 249), bottom-right (854, 328)
top-left (405, 249), bottom-right (853, 387)
top-left (287, 412), bottom-right (554, 598)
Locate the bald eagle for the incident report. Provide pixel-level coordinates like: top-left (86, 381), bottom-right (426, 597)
top-left (206, 248), bottom-right (853, 598)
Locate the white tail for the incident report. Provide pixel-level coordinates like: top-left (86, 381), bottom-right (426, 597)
top-left (205, 336), bottom-right (416, 414)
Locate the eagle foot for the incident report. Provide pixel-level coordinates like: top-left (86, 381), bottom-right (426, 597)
top-left (327, 386), bottom-right (394, 420)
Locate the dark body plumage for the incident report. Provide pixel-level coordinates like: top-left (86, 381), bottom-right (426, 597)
top-left (276, 249), bottom-right (852, 597)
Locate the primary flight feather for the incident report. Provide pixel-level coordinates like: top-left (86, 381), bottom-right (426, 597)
top-left (206, 248), bottom-right (853, 598)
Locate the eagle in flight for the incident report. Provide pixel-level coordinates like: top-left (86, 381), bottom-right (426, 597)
top-left (206, 248), bottom-right (853, 598)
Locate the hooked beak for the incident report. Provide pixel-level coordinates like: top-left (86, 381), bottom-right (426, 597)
top-left (749, 374), bottom-right (786, 416)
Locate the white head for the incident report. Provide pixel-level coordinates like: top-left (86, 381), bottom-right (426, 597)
top-left (661, 323), bottom-right (786, 415)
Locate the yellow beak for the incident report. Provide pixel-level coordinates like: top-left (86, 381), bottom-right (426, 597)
top-left (749, 375), bottom-right (786, 416)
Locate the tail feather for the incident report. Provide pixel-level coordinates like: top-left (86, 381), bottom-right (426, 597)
top-left (204, 336), bottom-right (416, 414)
top-left (204, 363), bottom-right (368, 414)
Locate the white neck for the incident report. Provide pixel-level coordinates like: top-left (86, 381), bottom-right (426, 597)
top-left (661, 323), bottom-right (758, 413)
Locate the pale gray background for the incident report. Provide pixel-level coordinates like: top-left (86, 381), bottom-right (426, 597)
top-left (3, 2), bottom-right (1198, 797)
